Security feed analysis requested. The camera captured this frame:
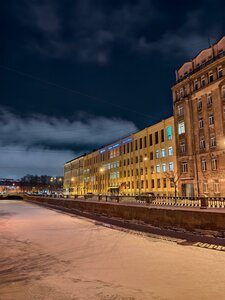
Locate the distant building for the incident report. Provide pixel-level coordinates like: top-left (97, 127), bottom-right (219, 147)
top-left (64, 117), bottom-right (177, 196)
top-left (172, 36), bottom-right (225, 197)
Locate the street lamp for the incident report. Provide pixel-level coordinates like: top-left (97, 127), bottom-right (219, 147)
top-left (99, 168), bottom-right (105, 195)
top-left (144, 156), bottom-right (148, 192)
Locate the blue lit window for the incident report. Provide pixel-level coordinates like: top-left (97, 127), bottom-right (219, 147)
top-left (156, 164), bottom-right (160, 173)
top-left (162, 163), bottom-right (166, 172)
top-left (168, 146), bottom-right (173, 156)
top-left (167, 126), bottom-right (172, 140)
top-left (169, 162), bottom-right (174, 171)
top-left (156, 150), bottom-right (160, 159)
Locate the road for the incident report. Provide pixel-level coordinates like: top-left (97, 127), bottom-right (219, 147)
top-left (1, 200), bottom-right (225, 300)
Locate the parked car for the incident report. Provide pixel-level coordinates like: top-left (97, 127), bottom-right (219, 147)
top-left (135, 192), bottom-right (155, 203)
top-left (84, 192), bottom-right (94, 199)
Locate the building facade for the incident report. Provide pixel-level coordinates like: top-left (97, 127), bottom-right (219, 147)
top-left (64, 117), bottom-right (177, 196)
top-left (172, 36), bottom-right (225, 197)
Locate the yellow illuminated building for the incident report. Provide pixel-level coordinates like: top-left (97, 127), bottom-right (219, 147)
top-left (64, 117), bottom-right (177, 196)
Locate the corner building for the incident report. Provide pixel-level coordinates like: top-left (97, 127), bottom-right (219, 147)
top-left (64, 117), bottom-right (177, 196)
top-left (172, 36), bottom-right (225, 197)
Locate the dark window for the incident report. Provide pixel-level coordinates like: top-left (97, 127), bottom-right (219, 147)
top-left (149, 134), bottom-right (153, 146)
top-left (130, 142), bottom-right (133, 152)
top-left (150, 152), bottom-right (154, 160)
top-left (140, 138), bottom-right (142, 149)
top-left (144, 136), bottom-right (147, 148)
top-left (127, 143), bottom-right (129, 153)
top-left (161, 129), bottom-right (164, 143)
top-left (146, 180), bottom-right (148, 189)
top-left (135, 140), bottom-right (138, 151)
top-left (151, 179), bottom-right (155, 188)
top-left (155, 132), bottom-right (159, 144)
top-left (157, 179), bottom-right (160, 188)
top-left (209, 72), bottom-right (214, 83)
top-left (163, 178), bottom-right (167, 188)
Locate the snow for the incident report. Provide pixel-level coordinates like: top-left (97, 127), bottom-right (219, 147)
top-left (0, 200), bottom-right (225, 300)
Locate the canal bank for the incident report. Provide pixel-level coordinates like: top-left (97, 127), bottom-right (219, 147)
top-left (24, 196), bottom-right (225, 236)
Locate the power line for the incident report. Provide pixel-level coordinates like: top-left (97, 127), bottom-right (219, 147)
top-left (0, 64), bottom-right (162, 123)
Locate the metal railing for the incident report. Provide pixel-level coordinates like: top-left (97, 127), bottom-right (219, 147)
top-left (33, 193), bottom-right (225, 209)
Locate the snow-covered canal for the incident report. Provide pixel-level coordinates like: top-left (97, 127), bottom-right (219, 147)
top-left (1, 200), bottom-right (225, 300)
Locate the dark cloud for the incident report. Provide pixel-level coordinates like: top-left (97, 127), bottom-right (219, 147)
top-left (0, 106), bottom-right (137, 178)
top-left (0, 107), bottom-right (137, 147)
top-left (12, 0), bottom-right (224, 63)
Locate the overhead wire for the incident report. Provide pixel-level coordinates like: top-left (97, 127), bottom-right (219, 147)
top-left (0, 64), bottom-right (164, 125)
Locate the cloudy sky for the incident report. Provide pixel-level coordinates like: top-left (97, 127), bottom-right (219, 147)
top-left (1, 0), bottom-right (225, 178)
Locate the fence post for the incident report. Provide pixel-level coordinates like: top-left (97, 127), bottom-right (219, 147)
top-left (200, 197), bottom-right (208, 209)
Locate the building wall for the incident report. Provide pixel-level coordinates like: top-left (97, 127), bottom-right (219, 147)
top-left (64, 156), bottom-right (85, 196)
top-left (64, 117), bottom-right (177, 196)
top-left (172, 37), bottom-right (225, 197)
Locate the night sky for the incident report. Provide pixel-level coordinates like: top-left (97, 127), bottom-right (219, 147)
top-left (1, 0), bottom-right (225, 178)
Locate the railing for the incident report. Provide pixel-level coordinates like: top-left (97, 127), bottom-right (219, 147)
top-left (32, 193), bottom-right (225, 209)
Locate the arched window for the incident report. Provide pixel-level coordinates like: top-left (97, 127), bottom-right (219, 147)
top-left (201, 75), bottom-right (206, 87)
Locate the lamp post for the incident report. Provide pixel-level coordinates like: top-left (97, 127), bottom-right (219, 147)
top-left (144, 156), bottom-right (148, 193)
top-left (70, 177), bottom-right (74, 197)
top-left (99, 168), bottom-right (104, 195)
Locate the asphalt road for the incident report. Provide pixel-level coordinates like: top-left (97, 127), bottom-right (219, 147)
top-left (1, 200), bottom-right (225, 300)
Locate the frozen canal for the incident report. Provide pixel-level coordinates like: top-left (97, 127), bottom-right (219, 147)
top-left (1, 200), bottom-right (225, 300)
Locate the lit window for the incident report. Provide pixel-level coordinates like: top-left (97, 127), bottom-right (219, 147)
top-left (197, 99), bottom-right (202, 111)
top-left (156, 164), bottom-right (160, 173)
top-left (200, 138), bottom-right (205, 150)
top-left (214, 181), bottom-right (220, 193)
top-left (194, 79), bottom-right (199, 90)
top-left (199, 118), bottom-right (204, 129)
top-left (167, 126), bottom-right (172, 140)
top-left (169, 162), bottom-right (174, 171)
top-left (207, 93), bottom-right (212, 106)
top-left (178, 121), bottom-right (185, 135)
top-left (218, 66), bottom-right (223, 78)
top-left (180, 143), bottom-right (186, 153)
top-left (177, 105), bottom-right (184, 116)
top-left (156, 150), bottom-right (160, 159)
top-left (209, 71), bottom-right (214, 83)
top-left (209, 114), bottom-right (214, 125)
top-left (201, 76), bottom-right (206, 87)
top-left (168, 146), bottom-right (173, 156)
top-left (161, 149), bottom-right (166, 157)
top-left (181, 162), bottom-right (188, 173)
top-left (210, 136), bottom-right (216, 147)
top-left (162, 163), bottom-right (166, 172)
top-left (212, 158), bottom-right (218, 170)
top-left (201, 160), bottom-right (207, 171)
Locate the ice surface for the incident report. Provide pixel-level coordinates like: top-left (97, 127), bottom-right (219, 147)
top-left (0, 200), bottom-right (225, 300)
